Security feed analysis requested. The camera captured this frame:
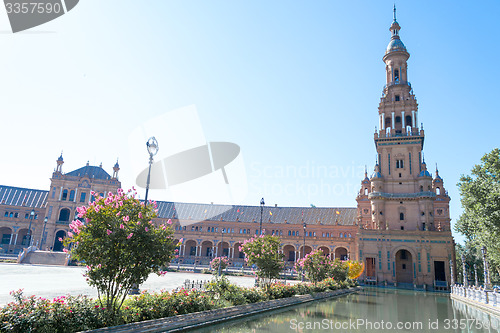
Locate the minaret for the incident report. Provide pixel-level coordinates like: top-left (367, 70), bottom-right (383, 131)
top-left (113, 160), bottom-right (120, 179)
top-left (55, 153), bottom-right (64, 173)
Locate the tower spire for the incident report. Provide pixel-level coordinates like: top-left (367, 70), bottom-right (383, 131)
top-left (393, 4), bottom-right (397, 22)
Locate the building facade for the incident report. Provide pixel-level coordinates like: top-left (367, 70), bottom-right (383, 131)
top-left (0, 11), bottom-right (454, 289)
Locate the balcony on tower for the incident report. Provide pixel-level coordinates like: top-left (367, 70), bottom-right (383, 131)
top-left (383, 79), bottom-right (411, 91)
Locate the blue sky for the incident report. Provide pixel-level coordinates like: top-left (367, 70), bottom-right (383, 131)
top-left (1, 1), bottom-right (499, 243)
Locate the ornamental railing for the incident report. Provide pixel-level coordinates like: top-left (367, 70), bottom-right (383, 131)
top-left (368, 191), bottom-right (436, 200)
top-left (451, 285), bottom-right (500, 307)
top-left (383, 80), bottom-right (411, 90)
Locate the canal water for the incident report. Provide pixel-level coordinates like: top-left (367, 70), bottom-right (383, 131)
top-left (191, 287), bottom-right (500, 333)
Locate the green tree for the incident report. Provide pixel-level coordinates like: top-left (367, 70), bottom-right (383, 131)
top-left (455, 242), bottom-right (484, 285)
top-left (64, 189), bottom-right (177, 323)
top-left (456, 148), bottom-right (500, 277)
top-left (239, 234), bottom-right (284, 290)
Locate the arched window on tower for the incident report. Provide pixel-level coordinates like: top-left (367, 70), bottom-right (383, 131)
top-left (395, 116), bottom-right (402, 134)
top-left (385, 117), bottom-right (391, 128)
top-left (405, 115), bottom-right (412, 128)
top-left (400, 212), bottom-right (405, 220)
top-left (420, 185), bottom-right (424, 192)
top-left (436, 187), bottom-right (441, 195)
top-left (61, 189), bottom-right (68, 201)
top-left (394, 69), bottom-right (399, 81)
top-left (364, 188), bottom-right (368, 195)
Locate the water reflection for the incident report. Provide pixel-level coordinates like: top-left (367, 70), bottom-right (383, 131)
top-left (190, 288), bottom-right (500, 333)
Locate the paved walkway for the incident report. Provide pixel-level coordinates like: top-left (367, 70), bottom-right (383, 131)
top-left (0, 263), bottom-right (255, 305)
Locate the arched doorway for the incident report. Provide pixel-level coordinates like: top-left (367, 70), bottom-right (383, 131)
top-left (53, 230), bottom-right (66, 252)
top-left (335, 247), bottom-right (348, 260)
top-left (184, 240), bottom-right (197, 256)
top-left (217, 241), bottom-right (229, 257)
top-left (0, 227), bottom-right (12, 247)
top-left (201, 241), bottom-right (213, 257)
top-left (395, 249), bottom-right (413, 284)
top-left (299, 245), bottom-right (312, 259)
top-left (234, 242), bottom-right (244, 259)
top-left (283, 245), bottom-right (296, 262)
top-left (318, 246), bottom-right (330, 257)
top-left (17, 228), bottom-right (29, 246)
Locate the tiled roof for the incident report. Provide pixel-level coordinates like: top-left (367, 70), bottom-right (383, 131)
top-left (0, 185), bottom-right (48, 208)
top-left (156, 201), bottom-right (357, 226)
top-left (66, 165), bottom-right (112, 180)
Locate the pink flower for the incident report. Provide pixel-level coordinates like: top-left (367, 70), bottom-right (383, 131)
top-left (63, 248), bottom-right (68, 253)
top-left (106, 229), bottom-right (112, 235)
top-left (138, 212), bottom-right (143, 219)
top-left (58, 237), bottom-right (63, 242)
top-left (167, 219), bottom-right (172, 225)
top-left (120, 224), bottom-right (125, 229)
top-left (116, 211), bottom-right (121, 217)
top-left (68, 232), bottom-right (74, 238)
top-left (127, 233), bottom-right (133, 239)
top-left (145, 227), bottom-right (149, 232)
top-left (137, 221), bottom-right (141, 225)
top-left (123, 216), bottom-right (129, 222)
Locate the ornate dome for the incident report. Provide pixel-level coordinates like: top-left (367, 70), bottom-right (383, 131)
top-left (386, 38), bottom-right (406, 53)
top-left (418, 170), bottom-right (432, 178)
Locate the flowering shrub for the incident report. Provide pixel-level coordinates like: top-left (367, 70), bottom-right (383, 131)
top-left (63, 188), bottom-right (178, 322)
top-left (266, 282), bottom-right (297, 299)
top-left (239, 234), bottom-right (284, 289)
top-left (0, 289), bottom-right (106, 332)
top-left (210, 257), bottom-right (229, 275)
top-left (295, 249), bottom-right (333, 284)
top-left (121, 289), bottom-right (218, 323)
top-left (295, 251), bottom-right (355, 284)
top-left (0, 279), bottom-right (356, 331)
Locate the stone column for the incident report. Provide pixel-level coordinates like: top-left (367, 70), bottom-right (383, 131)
top-left (412, 110), bottom-right (416, 127)
top-left (391, 112), bottom-right (395, 129)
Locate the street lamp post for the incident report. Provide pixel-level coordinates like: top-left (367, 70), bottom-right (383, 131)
top-left (302, 220), bottom-right (306, 282)
top-left (40, 217), bottom-right (48, 250)
top-left (474, 264), bottom-right (479, 287)
top-left (218, 230), bottom-right (224, 277)
top-left (461, 254), bottom-right (468, 288)
top-left (27, 210), bottom-right (35, 247)
top-left (450, 259), bottom-right (455, 286)
top-left (481, 246), bottom-right (492, 290)
top-left (145, 137), bottom-right (159, 204)
top-left (259, 198), bottom-right (265, 235)
top-left (130, 137), bottom-right (159, 296)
